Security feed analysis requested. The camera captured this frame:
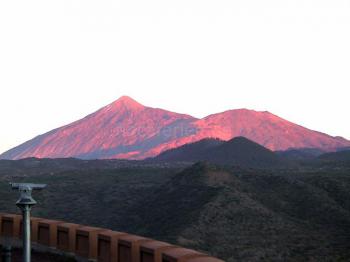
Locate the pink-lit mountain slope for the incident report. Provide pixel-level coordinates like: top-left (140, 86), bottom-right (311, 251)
top-left (1, 96), bottom-right (349, 160)
top-left (1, 96), bottom-right (197, 160)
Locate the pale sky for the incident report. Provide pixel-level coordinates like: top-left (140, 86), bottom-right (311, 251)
top-left (0, 0), bottom-right (350, 154)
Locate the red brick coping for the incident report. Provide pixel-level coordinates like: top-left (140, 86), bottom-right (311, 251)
top-left (0, 213), bottom-right (224, 262)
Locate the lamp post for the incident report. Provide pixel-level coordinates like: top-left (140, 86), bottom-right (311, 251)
top-left (10, 183), bottom-right (47, 262)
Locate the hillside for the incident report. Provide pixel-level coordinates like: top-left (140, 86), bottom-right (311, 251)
top-left (0, 159), bottom-right (350, 261)
top-left (1, 96), bottom-right (350, 160)
top-left (276, 148), bottom-right (326, 161)
top-left (151, 138), bottom-right (224, 162)
top-left (131, 163), bottom-right (350, 261)
top-left (153, 137), bottom-right (287, 168)
top-left (319, 150), bottom-right (350, 161)
top-left (317, 150), bottom-right (350, 167)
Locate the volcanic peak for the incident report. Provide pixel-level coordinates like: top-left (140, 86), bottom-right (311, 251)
top-left (109, 95), bottom-right (145, 111)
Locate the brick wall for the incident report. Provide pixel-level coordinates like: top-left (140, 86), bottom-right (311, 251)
top-left (0, 213), bottom-right (224, 262)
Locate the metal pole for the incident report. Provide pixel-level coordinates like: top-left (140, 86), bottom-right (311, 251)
top-left (22, 205), bottom-right (31, 262)
top-left (1, 245), bottom-right (12, 262)
top-left (10, 183), bottom-right (47, 262)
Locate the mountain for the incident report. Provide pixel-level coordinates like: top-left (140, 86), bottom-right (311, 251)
top-left (191, 109), bottom-right (350, 151)
top-left (0, 96), bottom-right (197, 160)
top-left (153, 137), bottom-right (287, 168)
top-left (202, 136), bottom-right (286, 168)
top-left (1, 96), bottom-right (350, 160)
top-left (151, 138), bottom-right (225, 162)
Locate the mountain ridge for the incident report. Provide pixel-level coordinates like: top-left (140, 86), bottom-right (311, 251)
top-left (152, 136), bottom-right (288, 168)
top-left (1, 96), bottom-right (350, 160)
